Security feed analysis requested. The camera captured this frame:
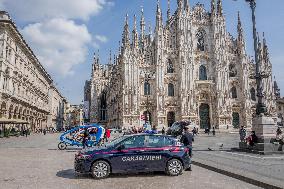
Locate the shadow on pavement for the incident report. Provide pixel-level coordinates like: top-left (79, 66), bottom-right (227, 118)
top-left (48, 147), bottom-right (81, 151)
top-left (193, 149), bottom-right (233, 152)
top-left (56, 169), bottom-right (91, 179)
top-left (109, 172), bottom-right (166, 178)
top-left (56, 169), bottom-right (166, 180)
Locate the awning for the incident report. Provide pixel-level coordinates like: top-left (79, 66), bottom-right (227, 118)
top-left (13, 119), bottom-right (29, 124)
top-left (0, 118), bottom-right (29, 124)
top-left (0, 118), bottom-right (13, 124)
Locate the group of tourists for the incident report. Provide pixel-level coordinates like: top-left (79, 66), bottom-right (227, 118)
top-left (239, 126), bottom-right (260, 147)
top-left (123, 125), bottom-right (160, 135)
top-left (204, 127), bottom-right (216, 136)
top-left (239, 126), bottom-right (284, 151)
top-left (128, 126), bottom-right (148, 134)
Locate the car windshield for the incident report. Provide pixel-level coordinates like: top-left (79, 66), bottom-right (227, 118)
top-left (105, 136), bottom-right (128, 148)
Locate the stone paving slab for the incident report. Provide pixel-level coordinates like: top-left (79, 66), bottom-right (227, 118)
top-left (192, 133), bottom-right (284, 189)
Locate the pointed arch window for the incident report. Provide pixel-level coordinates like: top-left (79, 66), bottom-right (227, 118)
top-left (199, 65), bottom-right (207, 80)
top-left (167, 59), bottom-right (174, 73)
top-left (100, 91), bottom-right (107, 121)
top-left (196, 29), bottom-right (205, 51)
top-left (229, 64), bottom-right (237, 77)
top-left (231, 87), bottom-right (237, 99)
top-left (168, 83), bottom-right (174, 96)
top-left (250, 88), bottom-right (256, 101)
top-left (144, 82), bottom-right (151, 95)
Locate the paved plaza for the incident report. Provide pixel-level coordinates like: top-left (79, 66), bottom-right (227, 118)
top-left (192, 132), bottom-right (284, 188)
top-left (0, 133), bottom-right (268, 189)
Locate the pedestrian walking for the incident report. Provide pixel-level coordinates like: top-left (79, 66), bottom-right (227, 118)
top-left (25, 129), bottom-right (28, 137)
top-left (43, 129), bottom-right (47, 135)
top-left (212, 127), bottom-right (216, 136)
top-left (82, 128), bottom-right (89, 149)
top-left (239, 126), bottom-right (246, 142)
top-left (192, 127), bottom-right (197, 136)
top-left (180, 126), bottom-right (194, 171)
top-left (205, 127), bottom-right (210, 135)
top-left (106, 128), bottom-right (111, 142)
top-left (161, 127), bottom-right (165, 135)
top-left (275, 128), bottom-right (284, 151)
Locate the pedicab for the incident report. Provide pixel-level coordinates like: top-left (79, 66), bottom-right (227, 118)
top-left (58, 124), bottom-right (105, 150)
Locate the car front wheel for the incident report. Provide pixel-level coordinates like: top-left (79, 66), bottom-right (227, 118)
top-left (166, 159), bottom-right (183, 176)
top-left (91, 160), bottom-right (110, 179)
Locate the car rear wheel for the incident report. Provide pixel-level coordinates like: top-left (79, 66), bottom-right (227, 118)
top-left (166, 159), bottom-right (183, 176)
top-left (91, 160), bottom-right (110, 179)
top-left (58, 142), bottom-right (67, 150)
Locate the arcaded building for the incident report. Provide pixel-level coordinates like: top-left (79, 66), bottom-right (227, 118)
top-left (0, 11), bottom-right (67, 131)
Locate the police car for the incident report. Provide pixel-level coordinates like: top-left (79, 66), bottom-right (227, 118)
top-left (74, 134), bottom-right (191, 179)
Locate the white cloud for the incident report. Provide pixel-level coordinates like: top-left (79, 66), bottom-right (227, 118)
top-left (21, 18), bottom-right (92, 76)
top-left (95, 35), bottom-right (108, 43)
top-left (0, 0), bottom-right (110, 22)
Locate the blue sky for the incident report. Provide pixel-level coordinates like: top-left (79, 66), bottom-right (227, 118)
top-left (1, 0), bottom-right (283, 104)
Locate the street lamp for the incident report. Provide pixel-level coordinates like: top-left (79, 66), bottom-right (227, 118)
top-left (239, 0), bottom-right (268, 115)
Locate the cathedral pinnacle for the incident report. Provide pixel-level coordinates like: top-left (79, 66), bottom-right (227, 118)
top-left (148, 24), bottom-right (153, 42)
top-left (217, 0), bottom-right (223, 16)
top-left (177, 0), bottom-right (182, 9)
top-left (237, 12), bottom-right (246, 54)
top-left (113, 54), bottom-right (116, 65)
top-left (156, 0), bottom-right (161, 14)
top-left (96, 49), bottom-right (100, 64)
top-left (93, 52), bottom-right (96, 60)
top-left (184, 0), bottom-right (190, 11)
top-left (155, 0), bottom-right (162, 30)
top-left (177, 0), bottom-right (183, 13)
top-left (237, 12), bottom-right (245, 55)
top-left (122, 14), bottom-right (130, 49)
top-left (211, 0), bottom-right (216, 16)
top-left (140, 6), bottom-right (145, 38)
top-left (140, 6), bottom-right (146, 48)
top-left (134, 14), bottom-right (137, 32)
top-left (108, 50), bottom-right (112, 65)
top-left (237, 12), bottom-right (244, 40)
top-left (167, 0), bottom-right (171, 20)
top-left (132, 14), bottom-right (139, 48)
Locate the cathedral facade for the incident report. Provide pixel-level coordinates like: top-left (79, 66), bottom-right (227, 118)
top-left (88, 0), bottom-right (277, 130)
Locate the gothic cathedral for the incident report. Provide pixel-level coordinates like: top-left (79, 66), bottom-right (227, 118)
top-left (88, 0), bottom-right (276, 130)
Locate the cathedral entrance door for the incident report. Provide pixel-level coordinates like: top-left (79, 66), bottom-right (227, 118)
top-left (167, 112), bottom-right (175, 127)
top-left (232, 112), bottom-right (240, 128)
top-left (199, 104), bottom-right (210, 129)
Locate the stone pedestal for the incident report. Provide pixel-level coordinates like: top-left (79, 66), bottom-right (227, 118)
top-left (251, 116), bottom-right (277, 154)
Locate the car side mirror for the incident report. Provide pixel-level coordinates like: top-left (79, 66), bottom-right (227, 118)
top-left (117, 144), bottom-right (125, 151)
